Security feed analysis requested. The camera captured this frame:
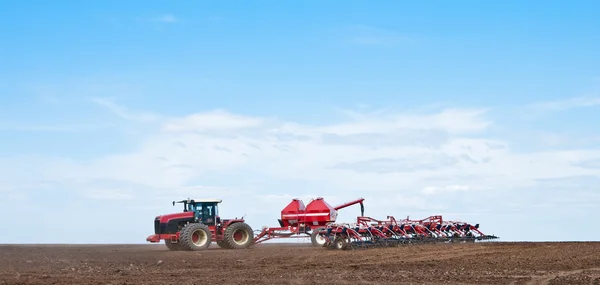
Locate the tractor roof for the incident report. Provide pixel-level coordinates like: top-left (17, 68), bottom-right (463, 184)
top-left (190, 198), bottom-right (222, 203)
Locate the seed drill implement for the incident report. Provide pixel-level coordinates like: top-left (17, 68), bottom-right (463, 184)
top-left (316, 214), bottom-right (499, 250)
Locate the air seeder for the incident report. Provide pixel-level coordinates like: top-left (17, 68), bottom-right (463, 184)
top-left (253, 197), bottom-right (365, 246)
top-left (146, 197), bottom-right (366, 251)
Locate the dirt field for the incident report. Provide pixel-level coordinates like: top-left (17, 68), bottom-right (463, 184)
top-left (1, 242), bottom-right (600, 285)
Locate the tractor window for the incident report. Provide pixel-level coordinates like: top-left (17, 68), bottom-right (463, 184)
top-left (190, 203), bottom-right (217, 225)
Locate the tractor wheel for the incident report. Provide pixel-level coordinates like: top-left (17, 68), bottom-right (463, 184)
top-left (216, 240), bottom-right (232, 249)
top-left (164, 239), bottom-right (183, 251)
top-left (224, 222), bottom-right (254, 249)
top-left (179, 223), bottom-right (212, 251)
top-left (310, 227), bottom-right (327, 247)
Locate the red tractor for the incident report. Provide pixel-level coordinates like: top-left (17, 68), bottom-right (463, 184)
top-left (146, 198), bottom-right (254, 251)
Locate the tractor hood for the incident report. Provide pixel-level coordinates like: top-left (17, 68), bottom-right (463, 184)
top-left (156, 211), bottom-right (194, 223)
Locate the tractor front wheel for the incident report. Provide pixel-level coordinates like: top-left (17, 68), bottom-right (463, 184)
top-left (224, 222), bottom-right (254, 249)
top-left (179, 223), bottom-right (212, 251)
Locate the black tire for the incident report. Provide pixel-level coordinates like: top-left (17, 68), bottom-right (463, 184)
top-left (216, 240), bottom-right (232, 249)
top-left (310, 227), bottom-right (327, 247)
top-left (164, 239), bottom-right (183, 251)
top-left (224, 222), bottom-right (254, 249)
top-left (333, 236), bottom-right (348, 250)
top-left (179, 223), bottom-right (212, 251)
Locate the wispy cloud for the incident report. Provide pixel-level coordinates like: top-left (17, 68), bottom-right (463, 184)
top-left (90, 97), bottom-right (161, 122)
top-left (0, 122), bottom-right (113, 133)
top-left (152, 14), bottom-right (178, 23)
top-left (134, 14), bottom-right (179, 25)
top-left (347, 25), bottom-right (417, 47)
top-left (528, 95), bottom-right (600, 112)
top-left (422, 184), bottom-right (474, 195)
top-left (37, 93), bottom-right (61, 105)
top-left (161, 110), bottom-right (264, 132)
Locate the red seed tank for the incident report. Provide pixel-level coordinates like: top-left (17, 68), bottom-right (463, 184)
top-left (304, 197), bottom-right (337, 226)
top-left (279, 197), bottom-right (338, 228)
top-left (280, 198), bottom-right (306, 227)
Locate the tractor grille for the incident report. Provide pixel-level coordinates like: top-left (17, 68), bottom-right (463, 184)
top-left (154, 218), bottom-right (160, 234)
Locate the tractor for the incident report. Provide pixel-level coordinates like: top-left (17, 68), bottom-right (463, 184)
top-left (146, 198), bottom-right (254, 251)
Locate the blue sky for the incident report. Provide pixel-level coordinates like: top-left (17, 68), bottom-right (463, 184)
top-left (1, 0), bottom-right (599, 243)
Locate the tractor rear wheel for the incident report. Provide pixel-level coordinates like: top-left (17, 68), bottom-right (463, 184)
top-left (164, 239), bottom-right (183, 251)
top-left (310, 227), bottom-right (327, 247)
top-left (224, 222), bottom-right (254, 249)
top-left (179, 223), bottom-right (212, 251)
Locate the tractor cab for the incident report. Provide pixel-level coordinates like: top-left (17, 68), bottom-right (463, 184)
top-left (173, 198), bottom-right (222, 226)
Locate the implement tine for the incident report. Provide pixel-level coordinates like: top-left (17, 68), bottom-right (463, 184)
top-left (318, 215), bottom-right (499, 250)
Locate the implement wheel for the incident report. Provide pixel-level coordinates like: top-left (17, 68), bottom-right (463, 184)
top-left (310, 227), bottom-right (327, 247)
top-left (179, 223), bottom-right (212, 251)
top-left (224, 222), bottom-right (254, 249)
top-left (333, 236), bottom-right (348, 250)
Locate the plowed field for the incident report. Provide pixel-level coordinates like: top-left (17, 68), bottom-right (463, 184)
top-left (1, 242), bottom-right (600, 285)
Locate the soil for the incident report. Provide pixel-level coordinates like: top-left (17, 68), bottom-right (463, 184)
top-left (1, 242), bottom-right (600, 285)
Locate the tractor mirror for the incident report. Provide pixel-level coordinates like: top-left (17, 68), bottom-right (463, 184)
top-left (172, 201), bottom-right (175, 206)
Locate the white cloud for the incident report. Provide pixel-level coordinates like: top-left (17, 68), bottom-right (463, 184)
top-left (84, 188), bottom-right (135, 200)
top-left (161, 110), bottom-right (265, 132)
top-left (315, 109), bottom-right (491, 135)
top-left (2, 100), bottom-right (600, 242)
top-left (422, 184), bottom-right (472, 195)
top-left (153, 14), bottom-right (178, 23)
top-left (528, 95), bottom-right (600, 112)
top-left (0, 123), bottom-right (95, 132)
top-left (91, 97), bottom-right (160, 122)
top-left (132, 14), bottom-right (179, 27)
top-left (346, 25), bottom-right (416, 47)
